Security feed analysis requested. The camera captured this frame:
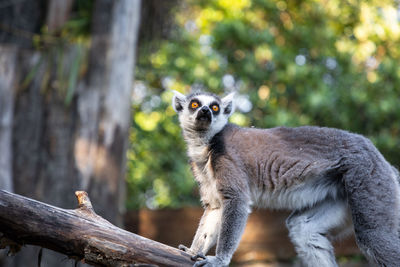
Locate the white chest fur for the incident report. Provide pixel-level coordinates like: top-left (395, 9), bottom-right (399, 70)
top-left (191, 154), bottom-right (222, 209)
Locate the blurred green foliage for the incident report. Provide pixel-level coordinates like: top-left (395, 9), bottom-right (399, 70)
top-left (127, 92), bottom-right (198, 209)
top-left (128, 0), bottom-right (400, 209)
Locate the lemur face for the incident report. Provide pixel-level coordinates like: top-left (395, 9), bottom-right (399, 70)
top-left (172, 91), bottom-right (235, 138)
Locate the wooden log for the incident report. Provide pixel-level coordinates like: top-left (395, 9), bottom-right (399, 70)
top-left (0, 190), bottom-right (193, 267)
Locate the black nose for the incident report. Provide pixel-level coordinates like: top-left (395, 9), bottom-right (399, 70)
top-left (200, 106), bottom-right (210, 114)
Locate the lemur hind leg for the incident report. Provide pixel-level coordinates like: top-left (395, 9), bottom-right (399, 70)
top-left (286, 199), bottom-right (349, 267)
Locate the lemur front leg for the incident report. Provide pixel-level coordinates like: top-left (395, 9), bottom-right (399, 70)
top-left (179, 207), bottom-right (222, 258)
top-left (193, 197), bottom-right (251, 267)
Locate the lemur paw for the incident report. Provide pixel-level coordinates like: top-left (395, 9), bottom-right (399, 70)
top-left (193, 256), bottom-right (228, 267)
top-left (178, 244), bottom-right (196, 255)
top-left (191, 252), bottom-right (206, 261)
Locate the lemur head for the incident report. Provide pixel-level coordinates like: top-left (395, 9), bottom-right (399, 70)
top-left (172, 91), bottom-right (235, 141)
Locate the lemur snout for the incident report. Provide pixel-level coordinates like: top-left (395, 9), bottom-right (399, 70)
top-left (197, 106), bottom-right (211, 122)
top-left (200, 106), bottom-right (210, 113)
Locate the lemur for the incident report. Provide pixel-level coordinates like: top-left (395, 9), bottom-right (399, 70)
top-left (172, 90), bottom-right (400, 267)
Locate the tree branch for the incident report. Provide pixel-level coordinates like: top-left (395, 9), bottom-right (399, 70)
top-left (0, 190), bottom-right (194, 267)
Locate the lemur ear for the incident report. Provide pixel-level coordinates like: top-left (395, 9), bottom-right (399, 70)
top-left (222, 92), bottom-right (235, 116)
top-left (172, 90), bottom-right (186, 112)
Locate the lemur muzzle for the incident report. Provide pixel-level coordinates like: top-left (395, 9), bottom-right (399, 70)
top-left (197, 106), bottom-right (211, 121)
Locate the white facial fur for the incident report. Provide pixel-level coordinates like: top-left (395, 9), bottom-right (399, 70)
top-left (172, 91), bottom-right (235, 142)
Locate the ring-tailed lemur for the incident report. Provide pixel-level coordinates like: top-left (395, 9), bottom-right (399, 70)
top-left (172, 90), bottom-right (400, 267)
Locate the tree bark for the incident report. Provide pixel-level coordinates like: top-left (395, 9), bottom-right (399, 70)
top-left (46, 0), bottom-right (74, 33)
top-left (0, 190), bottom-right (193, 267)
top-left (0, 0), bottom-right (142, 266)
top-left (74, 0), bottom-right (141, 227)
top-left (0, 0), bottom-right (46, 47)
top-left (0, 46), bottom-right (16, 192)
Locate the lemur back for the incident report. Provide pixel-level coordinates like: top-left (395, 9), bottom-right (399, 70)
top-left (172, 91), bottom-right (400, 267)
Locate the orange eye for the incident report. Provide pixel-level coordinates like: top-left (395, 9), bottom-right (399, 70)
top-left (191, 102), bottom-right (199, 109)
top-left (212, 105), bottom-right (219, 112)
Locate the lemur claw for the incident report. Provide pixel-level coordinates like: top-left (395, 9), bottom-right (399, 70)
top-left (178, 245), bottom-right (208, 263)
top-left (193, 255), bottom-right (226, 267)
top-left (178, 244), bottom-right (199, 257)
top-left (191, 252), bottom-right (206, 261)
top-left (178, 244), bottom-right (190, 252)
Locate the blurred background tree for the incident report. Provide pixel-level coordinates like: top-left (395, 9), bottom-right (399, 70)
top-left (128, 0), bottom-right (400, 209)
top-left (0, 0), bottom-right (140, 266)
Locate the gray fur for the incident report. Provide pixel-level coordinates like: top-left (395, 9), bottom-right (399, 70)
top-left (172, 91), bottom-right (400, 267)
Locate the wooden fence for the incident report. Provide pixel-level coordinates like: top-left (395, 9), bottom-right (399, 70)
top-left (125, 207), bottom-right (362, 264)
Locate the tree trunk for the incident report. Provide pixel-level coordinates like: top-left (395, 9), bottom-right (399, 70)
top-left (0, 46), bottom-right (16, 192)
top-left (75, 0), bottom-right (141, 227)
top-left (46, 0), bottom-right (74, 33)
top-left (0, 0), bottom-right (141, 266)
top-left (0, 190), bottom-right (193, 267)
